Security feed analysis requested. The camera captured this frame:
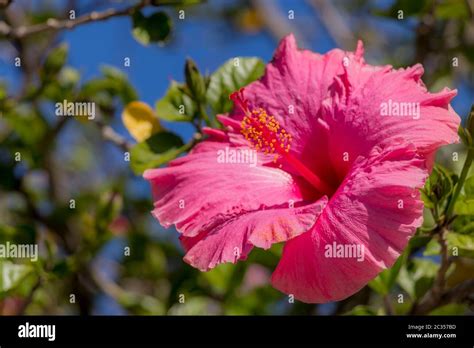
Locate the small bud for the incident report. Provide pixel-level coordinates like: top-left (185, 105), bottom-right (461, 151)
top-left (184, 59), bottom-right (206, 102)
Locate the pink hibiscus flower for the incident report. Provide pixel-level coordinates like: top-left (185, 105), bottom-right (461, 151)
top-left (144, 35), bottom-right (460, 303)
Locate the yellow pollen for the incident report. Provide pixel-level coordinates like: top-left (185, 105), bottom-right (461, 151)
top-left (240, 108), bottom-right (292, 161)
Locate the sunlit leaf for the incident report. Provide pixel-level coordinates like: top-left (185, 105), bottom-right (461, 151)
top-left (447, 232), bottom-right (474, 257)
top-left (398, 258), bottom-right (438, 300)
top-left (156, 81), bottom-right (196, 122)
top-left (344, 305), bottom-right (378, 316)
top-left (0, 261), bottom-right (33, 297)
top-left (369, 250), bottom-right (407, 295)
top-left (428, 303), bottom-right (467, 315)
top-left (206, 57), bottom-right (265, 114)
top-left (168, 296), bottom-right (221, 315)
top-left (122, 101), bottom-right (162, 142)
top-left (435, 0), bottom-right (469, 19)
top-left (130, 131), bottom-right (184, 174)
top-left (80, 66), bottom-right (138, 105)
top-left (132, 11), bottom-right (171, 46)
top-left (42, 43), bottom-right (68, 78)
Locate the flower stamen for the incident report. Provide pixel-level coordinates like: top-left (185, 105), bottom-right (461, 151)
top-left (230, 88), bottom-right (334, 196)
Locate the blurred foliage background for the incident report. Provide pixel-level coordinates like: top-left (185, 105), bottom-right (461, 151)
top-left (0, 0), bottom-right (473, 315)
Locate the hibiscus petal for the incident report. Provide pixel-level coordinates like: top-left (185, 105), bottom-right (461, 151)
top-left (271, 142), bottom-right (428, 303)
top-left (324, 51), bottom-right (460, 180)
top-left (144, 141), bottom-right (311, 238)
top-left (182, 198), bottom-right (327, 271)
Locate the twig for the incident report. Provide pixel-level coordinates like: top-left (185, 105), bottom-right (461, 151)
top-left (433, 229), bottom-right (451, 293)
top-left (90, 266), bottom-right (124, 300)
top-left (0, 0), bottom-right (150, 39)
top-left (383, 294), bottom-right (394, 315)
top-left (411, 228), bottom-right (453, 314)
top-left (96, 120), bottom-right (132, 152)
top-left (446, 145), bottom-right (474, 219)
top-left (413, 279), bottom-right (474, 314)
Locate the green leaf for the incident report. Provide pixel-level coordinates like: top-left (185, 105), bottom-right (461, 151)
top-left (0, 261), bottom-right (34, 297)
top-left (369, 250), bottom-right (407, 295)
top-left (130, 131), bottom-right (185, 174)
top-left (454, 198), bottom-right (474, 215)
top-left (462, 175), bottom-right (474, 197)
top-left (132, 11), bottom-right (171, 46)
top-left (454, 219), bottom-right (474, 235)
top-left (454, 176), bottom-right (474, 215)
top-left (423, 238), bottom-right (441, 256)
top-left (428, 303), bottom-right (467, 315)
top-left (42, 43), bottom-right (68, 78)
top-left (80, 66), bottom-right (138, 105)
top-left (421, 164), bottom-right (455, 211)
top-left (96, 191), bottom-right (123, 233)
top-left (0, 225), bottom-right (35, 245)
top-left (43, 67), bottom-right (81, 101)
top-left (398, 259), bottom-right (438, 300)
top-left (206, 57), bottom-right (265, 114)
top-left (458, 126), bottom-right (472, 147)
top-left (200, 263), bottom-right (235, 296)
top-left (156, 81), bottom-right (196, 122)
top-left (51, 259), bottom-right (74, 278)
top-left (117, 292), bottom-right (165, 315)
top-left (424, 232), bottom-right (474, 258)
top-left (168, 296), bottom-right (221, 315)
top-left (420, 189), bottom-right (435, 209)
top-left (101, 66), bottom-right (138, 104)
top-left (343, 305), bottom-right (378, 316)
top-left (0, 81), bottom-right (7, 101)
top-left (409, 234), bottom-right (432, 249)
top-left (435, 0), bottom-right (469, 19)
top-left (4, 105), bottom-right (48, 146)
top-left (447, 232), bottom-right (474, 257)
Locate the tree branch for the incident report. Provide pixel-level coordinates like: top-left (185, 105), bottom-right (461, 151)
top-left (95, 120), bottom-right (132, 152)
top-left (0, 0), bottom-right (150, 39)
top-left (411, 229), bottom-right (457, 315)
top-left (413, 279), bottom-right (474, 314)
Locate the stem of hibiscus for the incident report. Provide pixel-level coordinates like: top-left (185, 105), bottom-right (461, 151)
top-left (445, 144), bottom-right (474, 221)
top-left (412, 121), bottom-right (474, 314)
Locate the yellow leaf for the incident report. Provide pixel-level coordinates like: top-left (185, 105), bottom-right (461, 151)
top-left (122, 101), bottom-right (161, 142)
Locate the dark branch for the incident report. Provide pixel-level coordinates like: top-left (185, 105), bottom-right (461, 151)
top-left (0, 0), bottom-right (149, 39)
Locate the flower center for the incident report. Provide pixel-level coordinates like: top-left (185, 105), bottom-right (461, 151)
top-left (230, 88), bottom-right (334, 196)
